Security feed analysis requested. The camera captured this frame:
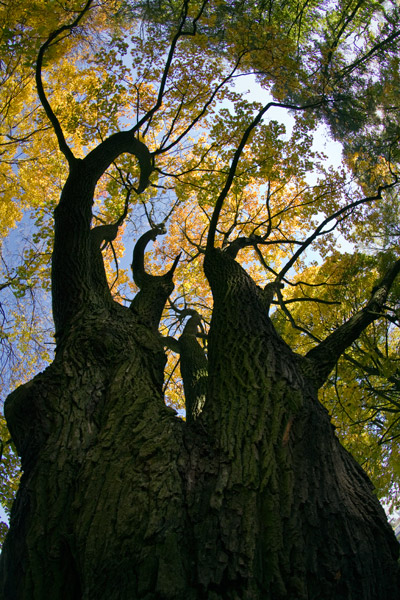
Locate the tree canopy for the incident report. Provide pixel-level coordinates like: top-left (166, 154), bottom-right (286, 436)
top-left (1, 0), bottom-right (400, 551)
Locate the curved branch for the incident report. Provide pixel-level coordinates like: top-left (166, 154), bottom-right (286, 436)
top-left (83, 131), bottom-right (153, 193)
top-left (130, 226), bottom-right (180, 329)
top-left (52, 132), bottom-right (152, 335)
top-left (35, 0), bottom-right (93, 167)
top-left (305, 258), bottom-right (400, 388)
top-left (131, 224), bottom-right (167, 288)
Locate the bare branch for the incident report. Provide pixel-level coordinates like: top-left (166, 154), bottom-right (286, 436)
top-left (275, 286), bottom-right (322, 343)
top-left (134, 0), bottom-right (209, 138)
top-left (154, 54), bottom-right (245, 156)
top-left (278, 178), bottom-right (399, 281)
top-left (35, 0), bottom-right (94, 167)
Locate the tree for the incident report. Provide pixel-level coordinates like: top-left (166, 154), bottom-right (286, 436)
top-left (1, 0), bottom-right (400, 598)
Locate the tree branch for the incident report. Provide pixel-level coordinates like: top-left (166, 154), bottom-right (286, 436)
top-left (135, 0), bottom-right (209, 138)
top-left (205, 98), bottom-right (323, 255)
top-left (83, 131), bottom-right (153, 193)
top-left (131, 224), bottom-right (166, 288)
top-left (305, 258), bottom-right (400, 388)
top-left (278, 178), bottom-right (399, 281)
top-left (337, 26), bottom-right (400, 81)
top-left (130, 226), bottom-right (180, 329)
top-left (35, 0), bottom-right (94, 167)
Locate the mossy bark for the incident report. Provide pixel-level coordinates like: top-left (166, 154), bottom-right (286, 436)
top-left (0, 304), bottom-right (192, 600)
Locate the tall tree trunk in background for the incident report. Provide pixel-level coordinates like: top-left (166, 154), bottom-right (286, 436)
top-left (1, 244), bottom-right (398, 599)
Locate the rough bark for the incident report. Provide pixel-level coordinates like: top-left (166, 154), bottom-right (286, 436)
top-left (179, 314), bottom-right (208, 423)
top-left (198, 248), bottom-right (399, 599)
top-left (1, 243), bottom-right (399, 599)
top-left (52, 133), bottom-right (152, 338)
top-left (1, 56), bottom-right (399, 593)
top-left (0, 303), bottom-right (191, 600)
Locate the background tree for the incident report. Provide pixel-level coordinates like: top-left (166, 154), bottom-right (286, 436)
top-left (1, 0), bottom-right (400, 598)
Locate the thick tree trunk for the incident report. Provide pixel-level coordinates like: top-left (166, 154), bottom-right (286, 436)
top-left (195, 248), bottom-right (399, 599)
top-left (1, 250), bottom-right (399, 599)
top-left (19, 12), bottom-right (400, 596)
top-left (0, 303), bottom-right (193, 599)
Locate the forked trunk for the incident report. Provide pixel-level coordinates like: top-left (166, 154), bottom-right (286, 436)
top-left (0, 248), bottom-right (398, 599)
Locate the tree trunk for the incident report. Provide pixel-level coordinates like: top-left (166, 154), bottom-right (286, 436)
top-left (1, 250), bottom-right (399, 599)
top-left (0, 302), bottom-right (193, 599)
top-left (199, 248), bottom-right (399, 599)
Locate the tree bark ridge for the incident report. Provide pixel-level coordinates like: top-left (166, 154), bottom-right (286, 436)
top-left (198, 246), bottom-right (399, 599)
